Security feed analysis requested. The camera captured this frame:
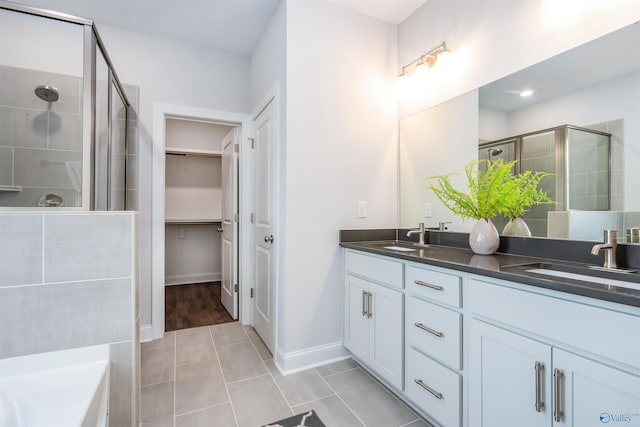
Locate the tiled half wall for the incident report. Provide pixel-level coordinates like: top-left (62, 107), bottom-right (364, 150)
top-left (0, 211), bottom-right (140, 427)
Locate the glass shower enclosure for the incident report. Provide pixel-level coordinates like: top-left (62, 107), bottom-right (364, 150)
top-left (479, 125), bottom-right (612, 237)
top-left (0, 1), bottom-right (133, 210)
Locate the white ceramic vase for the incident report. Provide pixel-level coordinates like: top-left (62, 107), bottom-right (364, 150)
top-left (469, 219), bottom-right (500, 255)
top-left (502, 217), bottom-right (532, 237)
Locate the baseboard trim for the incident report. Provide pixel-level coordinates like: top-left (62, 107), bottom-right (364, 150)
top-left (274, 341), bottom-right (351, 375)
top-left (165, 273), bottom-right (221, 286)
top-left (140, 324), bottom-right (154, 343)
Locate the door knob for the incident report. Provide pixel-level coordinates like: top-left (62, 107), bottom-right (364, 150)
top-left (217, 226), bottom-right (223, 232)
top-left (264, 235), bottom-right (274, 243)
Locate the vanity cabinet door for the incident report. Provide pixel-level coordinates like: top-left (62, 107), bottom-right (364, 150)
top-left (345, 274), bottom-right (372, 363)
top-left (344, 273), bottom-right (404, 390)
top-left (552, 349), bottom-right (640, 427)
top-left (469, 320), bottom-right (552, 427)
top-left (370, 282), bottom-right (403, 389)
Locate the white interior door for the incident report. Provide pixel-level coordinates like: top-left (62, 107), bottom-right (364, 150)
top-left (221, 128), bottom-right (238, 318)
top-left (253, 99), bottom-right (277, 354)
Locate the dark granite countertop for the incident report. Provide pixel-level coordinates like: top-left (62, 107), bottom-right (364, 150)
top-left (340, 240), bottom-right (640, 308)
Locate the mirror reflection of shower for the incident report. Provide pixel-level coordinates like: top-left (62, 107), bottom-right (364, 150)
top-left (488, 147), bottom-right (502, 162)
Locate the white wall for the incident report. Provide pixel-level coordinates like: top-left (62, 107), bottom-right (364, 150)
top-left (280, 1), bottom-right (397, 364)
top-left (398, 0), bottom-right (640, 118)
top-left (95, 24), bottom-right (251, 328)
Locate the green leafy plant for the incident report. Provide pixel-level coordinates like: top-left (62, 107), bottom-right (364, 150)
top-left (426, 159), bottom-right (554, 220)
top-left (500, 169), bottom-right (555, 219)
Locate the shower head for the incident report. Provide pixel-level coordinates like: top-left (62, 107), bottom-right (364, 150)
top-left (489, 148), bottom-right (503, 156)
top-left (34, 85), bottom-right (59, 102)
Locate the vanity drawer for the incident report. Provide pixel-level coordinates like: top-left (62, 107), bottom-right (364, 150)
top-left (345, 250), bottom-right (403, 289)
top-left (406, 347), bottom-right (461, 427)
top-left (406, 264), bottom-right (462, 307)
top-left (406, 296), bottom-right (461, 370)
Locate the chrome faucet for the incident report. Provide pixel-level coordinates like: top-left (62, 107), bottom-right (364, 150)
top-left (591, 229), bottom-right (618, 269)
top-left (406, 222), bottom-right (425, 245)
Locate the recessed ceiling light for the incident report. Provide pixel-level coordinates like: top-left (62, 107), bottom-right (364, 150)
top-left (520, 90), bottom-right (534, 97)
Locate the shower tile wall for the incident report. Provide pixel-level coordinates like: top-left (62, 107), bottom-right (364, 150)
top-left (0, 212), bottom-right (140, 427)
top-left (520, 131), bottom-right (556, 237)
top-left (0, 64), bottom-right (83, 207)
top-left (584, 119), bottom-right (624, 211)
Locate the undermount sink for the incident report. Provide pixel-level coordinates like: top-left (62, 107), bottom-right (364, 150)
top-left (383, 245), bottom-right (418, 252)
top-left (502, 262), bottom-right (640, 291)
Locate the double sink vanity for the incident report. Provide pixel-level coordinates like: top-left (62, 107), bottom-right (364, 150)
top-left (340, 231), bottom-right (640, 427)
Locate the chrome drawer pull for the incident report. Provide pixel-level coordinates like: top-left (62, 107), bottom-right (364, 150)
top-left (535, 361), bottom-right (545, 412)
top-left (554, 368), bottom-right (564, 422)
top-left (362, 290), bottom-right (366, 317)
top-left (367, 291), bottom-right (372, 318)
top-left (414, 379), bottom-right (443, 400)
top-left (414, 322), bottom-right (444, 338)
top-left (414, 280), bottom-right (443, 291)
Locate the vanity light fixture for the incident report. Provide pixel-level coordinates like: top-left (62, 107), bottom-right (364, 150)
top-left (397, 42), bottom-right (452, 80)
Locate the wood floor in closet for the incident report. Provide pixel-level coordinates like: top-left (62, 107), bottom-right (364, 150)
top-left (165, 282), bottom-right (234, 331)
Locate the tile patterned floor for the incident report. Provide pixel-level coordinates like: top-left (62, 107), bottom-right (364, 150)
top-left (141, 322), bottom-right (431, 427)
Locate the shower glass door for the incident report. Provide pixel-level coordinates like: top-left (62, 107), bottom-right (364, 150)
top-left (0, 8), bottom-right (84, 207)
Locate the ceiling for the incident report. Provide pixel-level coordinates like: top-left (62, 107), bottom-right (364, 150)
top-left (11, 0), bottom-right (426, 55)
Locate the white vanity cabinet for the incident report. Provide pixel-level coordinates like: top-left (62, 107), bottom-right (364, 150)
top-left (405, 263), bottom-right (464, 427)
top-left (468, 277), bottom-right (640, 427)
top-left (344, 250), bottom-right (404, 389)
top-left (343, 246), bottom-right (640, 427)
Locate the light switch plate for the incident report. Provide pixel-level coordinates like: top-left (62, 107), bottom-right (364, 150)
top-left (424, 203), bottom-right (433, 218)
top-left (357, 201), bottom-right (367, 218)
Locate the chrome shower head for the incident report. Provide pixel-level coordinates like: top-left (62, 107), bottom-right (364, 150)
top-left (489, 148), bottom-right (503, 156)
top-left (34, 85), bottom-right (59, 102)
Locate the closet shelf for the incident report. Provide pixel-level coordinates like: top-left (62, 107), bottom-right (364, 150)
top-left (165, 218), bottom-right (222, 224)
top-left (165, 147), bottom-right (222, 157)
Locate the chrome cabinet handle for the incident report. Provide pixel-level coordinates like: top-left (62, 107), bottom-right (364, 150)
top-left (535, 361), bottom-right (545, 412)
top-left (414, 379), bottom-right (443, 400)
top-left (414, 322), bottom-right (444, 338)
top-left (367, 292), bottom-right (372, 318)
top-left (554, 368), bottom-right (564, 422)
top-left (414, 280), bottom-right (443, 291)
top-left (362, 290), bottom-right (366, 317)
top-left (264, 235), bottom-right (274, 243)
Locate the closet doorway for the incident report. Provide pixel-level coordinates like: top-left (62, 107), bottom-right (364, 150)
top-left (164, 118), bottom-right (239, 331)
top-left (150, 104), bottom-right (255, 347)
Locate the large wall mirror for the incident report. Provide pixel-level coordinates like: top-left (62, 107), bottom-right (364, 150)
top-left (400, 22), bottom-right (640, 242)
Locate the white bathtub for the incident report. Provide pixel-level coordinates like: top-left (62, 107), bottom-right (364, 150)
top-left (0, 345), bottom-right (110, 427)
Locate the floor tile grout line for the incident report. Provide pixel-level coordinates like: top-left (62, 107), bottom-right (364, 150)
top-left (289, 392), bottom-right (338, 410)
top-left (250, 327), bottom-right (295, 416)
top-left (209, 325), bottom-right (241, 427)
top-left (174, 399), bottom-right (231, 418)
top-left (313, 363), bottom-right (367, 427)
top-left (355, 365), bottom-right (427, 423)
top-left (225, 372), bottom-right (271, 386)
top-left (175, 356), bottom-right (219, 367)
top-left (261, 358), bottom-right (296, 416)
top-left (318, 365), bottom-right (360, 378)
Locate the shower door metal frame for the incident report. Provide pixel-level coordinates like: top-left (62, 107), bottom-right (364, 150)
top-left (0, 1), bottom-right (131, 211)
top-left (479, 124), bottom-right (612, 212)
